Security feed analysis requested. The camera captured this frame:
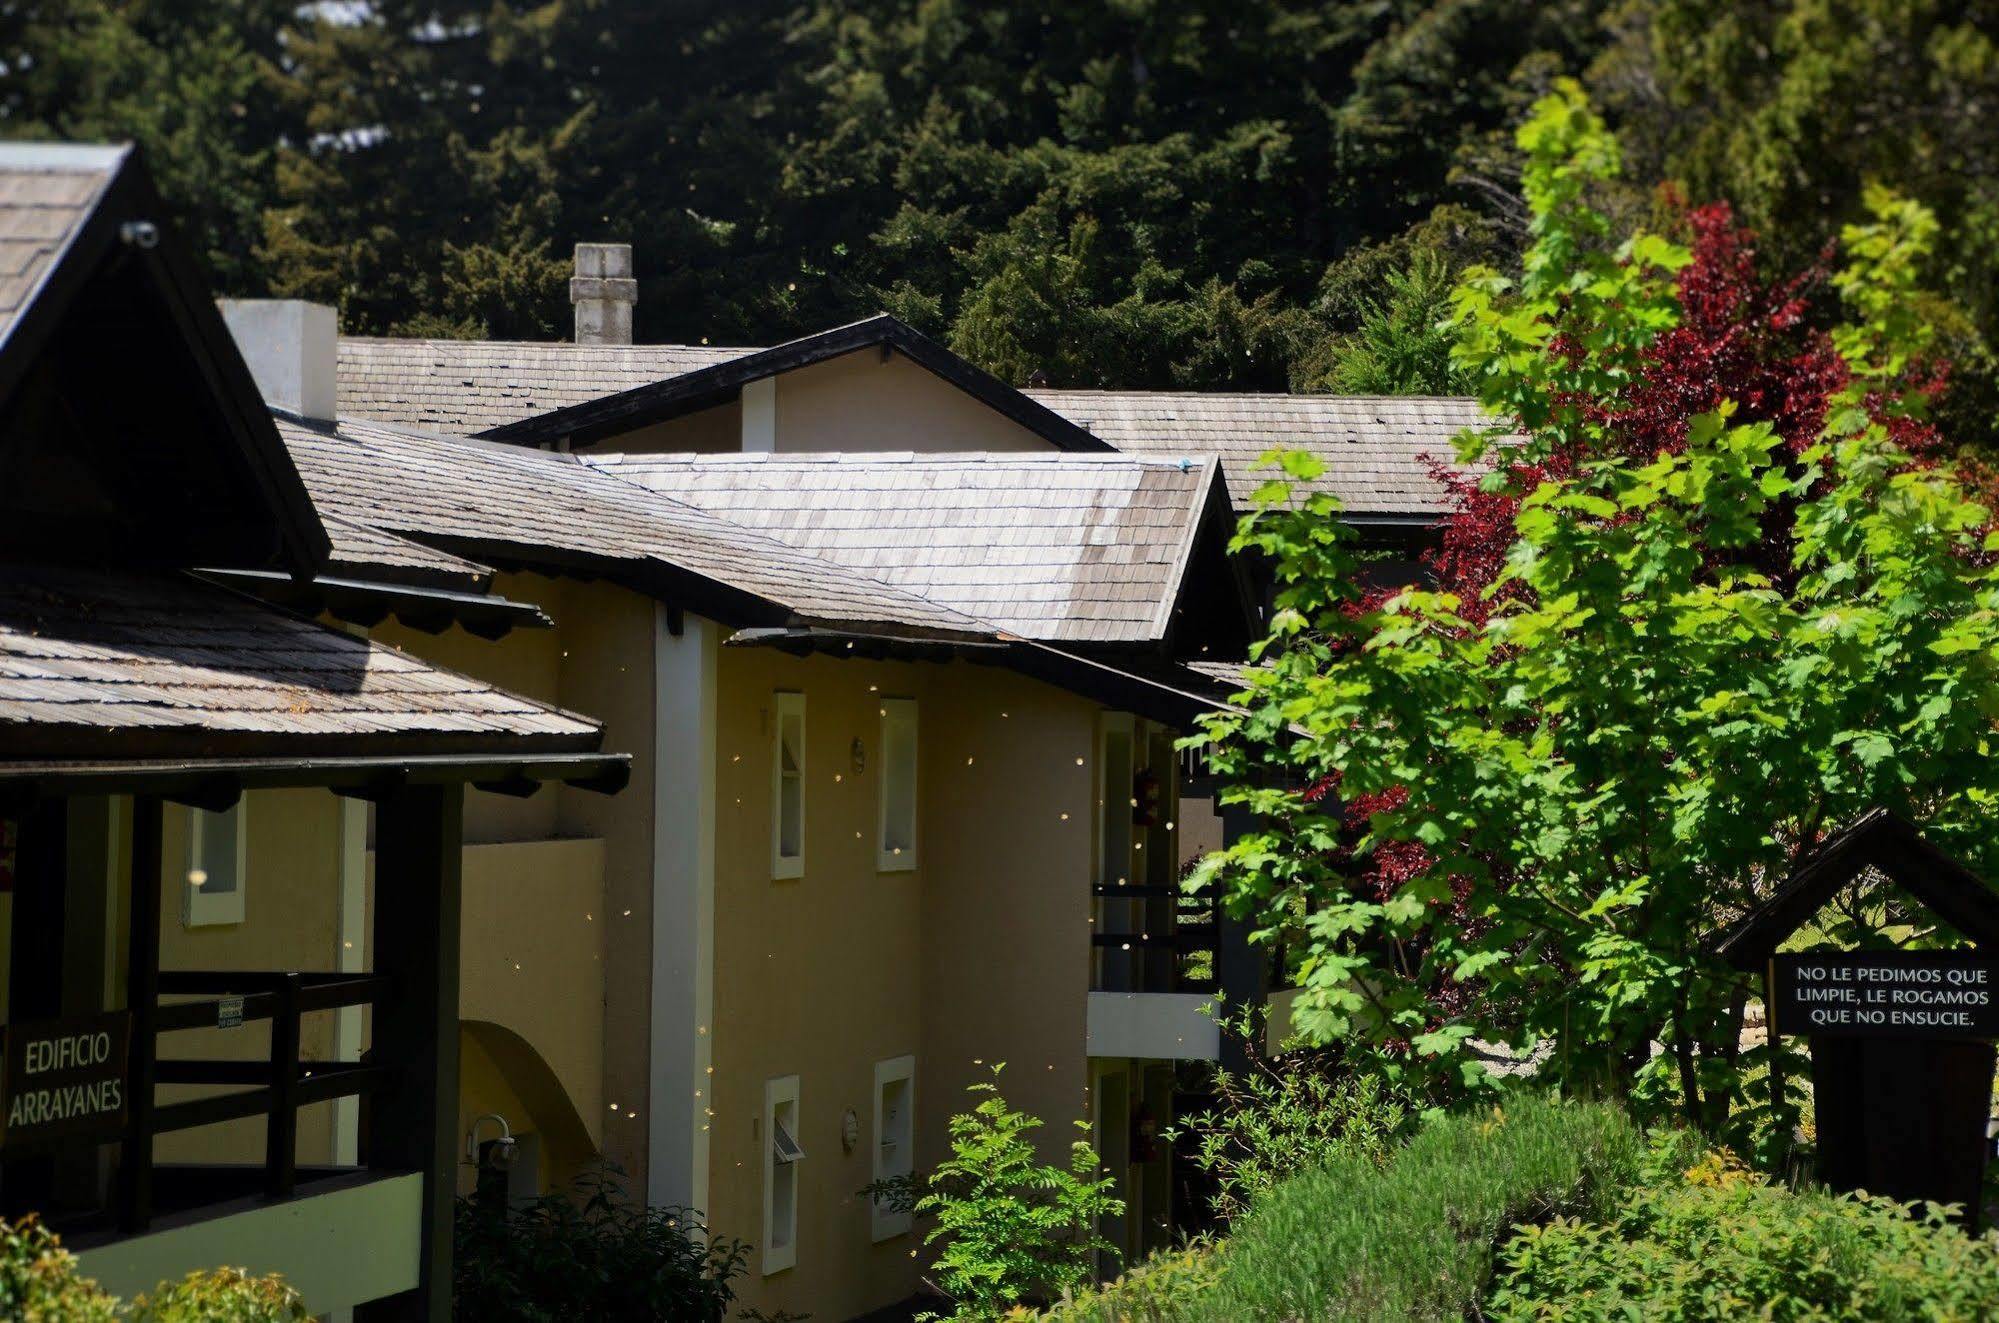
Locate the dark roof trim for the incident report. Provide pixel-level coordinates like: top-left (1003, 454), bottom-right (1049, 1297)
top-left (1159, 461), bottom-right (1260, 653)
top-left (0, 145), bottom-right (331, 575)
top-left (478, 314), bottom-right (1115, 454)
top-left (0, 752), bottom-right (630, 800)
top-left (194, 568), bottom-right (551, 641)
top-left (1714, 809), bottom-right (1999, 969)
top-left (727, 625), bottom-right (1229, 728)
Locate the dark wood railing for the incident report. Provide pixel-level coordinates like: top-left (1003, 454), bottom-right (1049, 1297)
top-left (1090, 874), bottom-right (1220, 994)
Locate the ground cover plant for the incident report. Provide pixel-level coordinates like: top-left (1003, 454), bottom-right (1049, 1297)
top-left (0, 1216), bottom-right (305, 1321)
top-left (1488, 1145), bottom-right (1999, 1320)
top-left (1197, 78), bottom-right (1999, 1160)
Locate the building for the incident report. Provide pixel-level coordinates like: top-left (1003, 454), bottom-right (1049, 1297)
top-left (0, 142), bottom-right (627, 1318)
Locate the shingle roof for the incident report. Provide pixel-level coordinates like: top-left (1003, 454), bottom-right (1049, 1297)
top-left (1025, 390), bottom-right (1491, 518)
top-left (321, 513), bottom-right (496, 593)
top-left (278, 416), bottom-right (993, 639)
top-left (337, 337), bottom-right (751, 433)
top-left (0, 565), bottom-right (601, 758)
top-left (0, 143), bottom-right (124, 343)
top-left (584, 451), bottom-right (1224, 644)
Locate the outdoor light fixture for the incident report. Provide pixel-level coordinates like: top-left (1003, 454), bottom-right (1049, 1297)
top-left (466, 1113), bottom-right (519, 1171)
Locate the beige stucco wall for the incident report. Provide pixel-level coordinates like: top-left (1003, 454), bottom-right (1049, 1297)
top-left (592, 349), bottom-right (1054, 456)
top-left (373, 573), bottom-right (659, 1187)
top-left (154, 789), bottom-right (343, 1167)
top-left (707, 649), bottom-right (1098, 1322)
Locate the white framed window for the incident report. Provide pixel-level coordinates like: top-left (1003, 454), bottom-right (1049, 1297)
top-left (763, 1074), bottom-right (802, 1275)
top-left (871, 1055), bottom-right (915, 1241)
top-left (183, 800), bottom-right (247, 927)
top-left (877, 698), bottom-right (918, 871)
top-left (772, 692), bottom-right (805, 880)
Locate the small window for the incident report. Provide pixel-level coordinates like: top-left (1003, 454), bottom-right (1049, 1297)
top-left (183, 800), bottom-right (246, 927)
top-left (872, 1055), bottom-right (915, 1241)
top-left (763, 1075), bottom-right (801, 1274)
top-left (772, 693), bottom-right (805, 880)
top-left (877, 698), bottom-right (917, 871)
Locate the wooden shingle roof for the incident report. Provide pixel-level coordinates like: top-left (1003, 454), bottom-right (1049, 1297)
top-left (321, 513), bottom-right (496, 593)
top-left (1026, 390), bottom-right (1490, 519)
top-left (584, 451), bottom-right (1228, 644)
top-left (278, 416), bottom-right (995, 640)
top-left (337, 337), bottom-right (751, 433)
top-left (0, 143), bottom-right (124, 342)
top-left (0, 565), bottom-right (602, 758)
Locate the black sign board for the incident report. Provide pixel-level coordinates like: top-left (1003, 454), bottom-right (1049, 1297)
top-left (1771, 951), bottom-right (1999, 1040)
top-left (0, 1010), bottom-right (131, 1147)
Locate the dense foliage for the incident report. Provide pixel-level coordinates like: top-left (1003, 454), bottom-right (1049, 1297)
top-left (451, 1175), bottom-right (746, 1323)
top-left (915, 1065), bottom-right (1123, 1321)
top-left (1488, 1145), bottom-right (1999, 1320)
top-left (0, 1216), bottom-right (303, 1321)
top-left (1198, 80), bottom-right (1999, 1154)
top-left (5, 3), bottom-right (1992, 420)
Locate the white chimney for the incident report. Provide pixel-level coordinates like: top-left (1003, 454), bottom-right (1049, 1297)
top-left (571, 243), bottom-right (635, 345)
top-left (218, 299), bottom-right (338, 423)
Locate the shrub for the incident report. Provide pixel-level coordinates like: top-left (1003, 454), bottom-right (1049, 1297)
top-left (1487, 1145), bottom-right (1999, 1320)
top-left (1028, 1240), bottom-right (1223, 1323)
top-left (0, 1216), bottom-right (117, 1322)
top-left (1170, 1023), bottom-right (1410, 1223)
top-left (452, 1172), bottom-right (746, 1323)
top-left (918, 1064), bottom-right (1123, 1321)
top-left (1181, 1095), bottom-right (1651, 1322)
top-left (126, 1268), bottom-right (307, 1322)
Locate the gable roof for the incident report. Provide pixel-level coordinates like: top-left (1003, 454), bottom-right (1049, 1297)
top-left (474, 315), bottom-right (1111, 452)
top-left (1026, 390), bottom-right (1489, 522)
top-left (0, 564), bottom-right (600, 759)
top-left (1714, 809), bottom-right (1999, 969)
top-left (277, 415), bottom-right (996, 641)
top-left (0, 141), bottom-right (329, 574)
top-left (337, 336), bottom-right (752, 434)
top-left (582, 451), bottom-right (1238, 646)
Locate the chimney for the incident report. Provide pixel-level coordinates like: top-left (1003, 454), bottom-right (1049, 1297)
top-left (217, 299), bottom-right (338, 423)
top-left (571, 243), bottom-right (635, 345)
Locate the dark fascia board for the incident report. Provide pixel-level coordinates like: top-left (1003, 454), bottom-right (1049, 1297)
top-left (1158, 461), bottom-right (1260, 654)
top-left (0, 752), bottom-right (630, 801)
top-left (194, 568), bottom-right (552, 641)
top-left (1713, 809), bottom-right (1999, 969)
top-left (0, 146), bottom-right (331, 576)
top-left (477, 314), bottom-right (1115, 454)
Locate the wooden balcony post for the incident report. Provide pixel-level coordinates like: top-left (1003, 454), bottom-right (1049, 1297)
top-left (118, 794), bottom-right (163, 1232)
top-left (355, 782), bottom-right (462, 1323)
top-left (1214, 802), bottom-right (1267, 1076)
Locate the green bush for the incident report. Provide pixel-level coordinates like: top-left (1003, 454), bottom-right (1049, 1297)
top-left (918, 1064), bottom-right (1123, 1321)
top-left (1184, 1095), bottom-right (1650, 1322)
top-left (453, 1172), bottom-right (745, 1323)
top-left (1029, 1240), bottom-right (1223, 1323)
top-left (127, 1268), bottom-right (307, 1322)
top-left (0, 1217), bottom-right (302, 1321)
top-left (1487, 1147), bottom-right (1999, 1320)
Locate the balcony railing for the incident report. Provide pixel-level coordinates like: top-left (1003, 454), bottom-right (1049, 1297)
top-left (1090, 870), bottom-right (1220, 995)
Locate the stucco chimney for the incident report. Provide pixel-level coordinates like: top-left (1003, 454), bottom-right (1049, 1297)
top-left (571, 243), bottom-right (636, 345)
top-left (217, 298), bottom-right (338, 423)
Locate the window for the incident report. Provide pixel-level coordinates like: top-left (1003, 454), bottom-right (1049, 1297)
top-left (763, 1074), bottom-right (802, 1274)
top-left (872, 1056), bottom-right (915, 1240)
top-left (772, 692), bottom-right (805, 880)
top-left (183, 800), bottom-right (246, 927)
top-left (877, 698), bottom-right (917, 871)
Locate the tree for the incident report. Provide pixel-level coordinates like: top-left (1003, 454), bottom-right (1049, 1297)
top-left (1197, 82), bottom-right (1999, 1158)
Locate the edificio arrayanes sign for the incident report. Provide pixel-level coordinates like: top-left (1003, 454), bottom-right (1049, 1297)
top-left (1771, 952), bottom-right (1999, 1039)
top-left (0, 1010), bottom-right (131, 1145)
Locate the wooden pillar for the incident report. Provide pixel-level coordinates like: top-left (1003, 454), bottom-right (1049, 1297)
top-left (117, 795), bottom-right (162, 1232)
top-left (1215, 802), bottom-right (1267, 1076)
top-left (357, 783), bottom-right (462, 1323)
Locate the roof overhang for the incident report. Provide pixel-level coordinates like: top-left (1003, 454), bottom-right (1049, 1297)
top-left (477, 314), bottom-right (1114, 453)
top-left (195, 568), bottom-right (551, 640)
top-left (0, 752), bottom-right (630, 804)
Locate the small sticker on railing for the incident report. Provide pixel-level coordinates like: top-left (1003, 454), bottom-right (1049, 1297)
top-left (216, 996), bottom-right (245, 1030)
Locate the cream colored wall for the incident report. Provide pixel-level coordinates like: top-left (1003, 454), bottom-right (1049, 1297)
top-left (373, 573), bottom-right (659, 1187)
top-left (706, 650), bottom-right (1099, 1322)
top-left (154, 789), bottom-right (343, 1167)
top-left (592, 349), bottom-right (1054, 455)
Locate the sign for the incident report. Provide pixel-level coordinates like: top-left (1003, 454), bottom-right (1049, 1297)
top-left (216, 995), bottom-right (245, 1029)
top-left (1772, 951), bottom-right (1999, 1040)
top-left (0, 1011), bottom-right (131, 1147)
